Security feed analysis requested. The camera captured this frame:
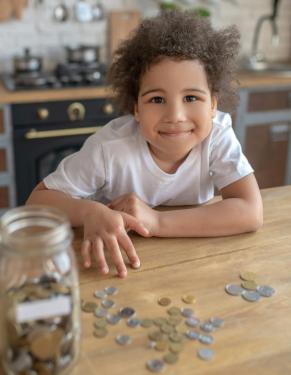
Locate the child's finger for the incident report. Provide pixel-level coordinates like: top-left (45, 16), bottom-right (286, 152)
top-left (92, 238), bottom-right (109, 274)
top-left (105, 236), bottom-right (127, 278)
top-left (118, 232), bottom-right (140, 269)
top-left (81, 239), bottom-right (91, 268)
top-left (122, 212), bottom-right (150, 237)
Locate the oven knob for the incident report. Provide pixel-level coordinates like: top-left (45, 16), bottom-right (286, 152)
top-left (68, 102), bottom-right (85, 121)
top-left (102, 103), bottom-right (114, 115)
top-left (37, 108), bottom-right (49, 120)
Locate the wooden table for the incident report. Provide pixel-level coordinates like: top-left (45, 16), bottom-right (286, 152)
top-left (71, 185), bottom-right (291, 375)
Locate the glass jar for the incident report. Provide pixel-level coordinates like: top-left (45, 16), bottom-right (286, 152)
top-left (0, 206), bottom-right (80, 375)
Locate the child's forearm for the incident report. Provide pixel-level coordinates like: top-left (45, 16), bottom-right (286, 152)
top-left (26, 189), bottom-right (104, 227)
top-left (156, 198), bottom-right (263, 237)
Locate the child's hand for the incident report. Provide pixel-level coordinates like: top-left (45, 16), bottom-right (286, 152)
top-left (81, 204), bottom-right (149, 278)
top-left (108, 193), bottom-right (160, 236)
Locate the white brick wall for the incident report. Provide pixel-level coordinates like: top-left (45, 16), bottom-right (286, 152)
top-left (0, 0), bottom-right (290, 73)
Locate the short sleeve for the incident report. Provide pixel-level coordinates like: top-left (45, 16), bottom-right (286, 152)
top-left (209, 113), bottom-right (254, 190)
top-left (43, 132), bottom-right (106, 198)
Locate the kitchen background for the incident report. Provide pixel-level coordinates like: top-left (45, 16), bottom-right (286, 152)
top-left (0, 0), bottom-right (291, 213)
top-left (0, 0), bottom-right (290, 71)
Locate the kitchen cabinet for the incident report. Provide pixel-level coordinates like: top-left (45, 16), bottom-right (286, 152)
top-left (235, 77), bottom-right (291, 188)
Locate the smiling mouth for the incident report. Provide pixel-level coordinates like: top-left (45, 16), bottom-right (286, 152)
top-left (158, 129), bottom-right (194, 137)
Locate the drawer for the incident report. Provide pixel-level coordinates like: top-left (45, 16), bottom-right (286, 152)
top-left (248, 90), bottom-right (291, 112)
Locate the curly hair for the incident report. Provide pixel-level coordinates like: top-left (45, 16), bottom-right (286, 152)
top-left (107, 10), bottom-right (240, 114)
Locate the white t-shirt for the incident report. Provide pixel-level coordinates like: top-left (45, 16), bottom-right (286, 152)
top-left (44, 111), bottom-right (253, 206)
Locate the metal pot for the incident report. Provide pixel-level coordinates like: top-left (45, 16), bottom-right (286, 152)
top-left (13, 48), bottom-right (42, 74)
top-left (66, 45), bottom-right (99, 65)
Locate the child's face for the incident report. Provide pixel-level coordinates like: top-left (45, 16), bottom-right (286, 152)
top-left (134, 58), bottom-right (217, 166)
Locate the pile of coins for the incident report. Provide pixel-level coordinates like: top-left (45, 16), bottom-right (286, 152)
top-left (81, 287), bottom-right (224, 372)
top-left (3, 273), bottom-right (77, 374)
top-left (225, 271), bottom-right (275, 302)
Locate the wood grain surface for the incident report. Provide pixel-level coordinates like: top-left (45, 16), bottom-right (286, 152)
top-left (70, 185), bottom-right (291, 375)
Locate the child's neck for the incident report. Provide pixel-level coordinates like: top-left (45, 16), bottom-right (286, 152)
top-left (149, 147), bottom-right (190, 174)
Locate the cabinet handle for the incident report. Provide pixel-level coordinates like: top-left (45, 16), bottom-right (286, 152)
top-left (25, 126), bottom-right (100, 139)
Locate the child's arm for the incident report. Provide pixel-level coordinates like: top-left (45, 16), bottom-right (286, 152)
top-left (26, 182), bottom-right (149, 277)
top-left (108, 174), bottom-right (263, 237)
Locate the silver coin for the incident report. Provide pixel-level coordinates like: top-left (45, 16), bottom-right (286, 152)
top-left (101, 299), bottom-right (115, 309)
top-left (200, 322), bottom-right (214, 332)
top-left (107, 314), bottom-right (121, 325)
top-left (119, 307), bottom-right (135, 318)
top-left (197, 348), bottom-right (214, 361)
top-left (209, 317), bottom-right (225, 328)
top-left (94, 290), bottom-right (106, 299)
top-left (104, 286), bottom-right (118, 295)
top-left (185, 330), bottom-right (199, 340)
top-left (127, 318), bottom-right (140, 328)
top-left (185, 317), bottom-right (200, 327)
top-left (115, 334), bottom-right (131, 345)
top-left (256, 285), bottom-right (275, 297)
top-left (199, 334), bottom-right (214, 345)
top-left (225, 284), bottom-right (243, 296)
top-left (181, 307), bottom-right (194, 317)
top-left (146, 359), bottom-right (165, 373)
top-left (94, 307), bottom-right (108, 318)
top-left (241, 290), bottom-right (261, 302)
top-left (148, 341), bottom-right (156, 349)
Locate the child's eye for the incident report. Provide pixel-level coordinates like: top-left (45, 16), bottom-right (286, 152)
top-left (184, 95), bottom-right (197, 102)
top-left (150, 96), bottom-right (164, 104)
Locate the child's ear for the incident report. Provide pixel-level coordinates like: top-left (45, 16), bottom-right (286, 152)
top-left (134, 103), bottom-right (140, 122)
top-left (211, 95), bottom-right (218, 118)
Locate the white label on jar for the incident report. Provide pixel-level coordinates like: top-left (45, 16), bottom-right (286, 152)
top-left (16, 296), bottom-right (71, 323)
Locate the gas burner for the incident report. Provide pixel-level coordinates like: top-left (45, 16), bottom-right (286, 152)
top-left (2, 62), bottom-right (106, 91)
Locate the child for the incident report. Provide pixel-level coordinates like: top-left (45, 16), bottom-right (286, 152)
top-left (27, 11), bottom-right (263, 278)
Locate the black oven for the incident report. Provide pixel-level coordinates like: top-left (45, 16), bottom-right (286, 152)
top-left (12, 98), bottom-right (117, 205)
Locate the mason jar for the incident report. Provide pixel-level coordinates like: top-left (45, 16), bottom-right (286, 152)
top-left (0, 206), bottom-right (80, 375)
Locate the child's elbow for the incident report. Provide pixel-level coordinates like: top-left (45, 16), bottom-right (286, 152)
top-left (247, 206), bottom-right (264, 232)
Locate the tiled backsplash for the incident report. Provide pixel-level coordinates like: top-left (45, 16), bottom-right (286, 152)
top-left (0, 0), bottom-right (290, 73)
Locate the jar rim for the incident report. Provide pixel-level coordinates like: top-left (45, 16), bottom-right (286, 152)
top-left (0, 205), bottom-right (72, 256)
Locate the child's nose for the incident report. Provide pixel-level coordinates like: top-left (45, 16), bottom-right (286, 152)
top-left (164, 101), bottom-right (187, 123)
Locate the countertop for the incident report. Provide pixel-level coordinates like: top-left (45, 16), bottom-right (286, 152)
top-left (1, 73), bottom-right (291, 104)
top-left (70, 185), bottom-right (291, 375)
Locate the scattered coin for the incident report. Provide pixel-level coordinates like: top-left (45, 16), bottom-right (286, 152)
top-left (185, 330), bottom-right (199, 340)
top-left (104, 286), bottom-right (118, 295)
top-left (163, 352), bottom-right (178, 364)
top-left (94, 307), bottom-right (108, 318)
top-left (146, 359), bottom-right (165, 373)
top-left (149, 330), bottom-right (165, 342)
top-left (101, 299), bottom-right (115, 309)
top-left (93, 327), bottom-right (108, 338)
top-left (115, 334), bottom-right (131, 345)
top-left (119, 307), bottom-right (135, 319)
top-left (127, 318), bottom-right (140, 328)
top-left (94, 290), bottom-right (107, 299)
top-left (241, 280), bottom-right (257, 291)
top-left (169, 342), bottom-right (183, 353)
top-left (169, 332), bottom-right (184, 343)
top-left (82, 301), bottom-right (98, 313)
top-left (197, 348), bottom-right (214, 361)
top-left (209, 317), bottom-right (224, 328)
top-left (158, 297), bottom-right (172, 306)
top-left (185, 317), bottom-right (200, 327)
top-left (107, 314), bottom-right (121, 325)
top-left (182, 294), bottom-right (196, 304)
top-left (240, 271), bottom-right (257, 282)
top-left (94, 318), bottom-right (107, 329)
top-left (168, 316), bottom-right (182, 326)
top-left (199, 334), bottom-right (214, 345)
top-left (241, 290), bottom-right (261, 302)
top-left (167, 307), bottom-right (181, 316)
top-left (155, 340), bottom-right (168, 351)
top-left (181, 308), bottom-right (194, 318)
top-left (256, 285), bottom-right (275, 297)
top-left (200, 322), bottom-right (214, 333)
top-left (225, 284), bottom-right (243, 296)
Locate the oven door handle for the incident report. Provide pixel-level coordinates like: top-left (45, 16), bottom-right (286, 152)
top-left (25, 126), bottom-right (100, 139)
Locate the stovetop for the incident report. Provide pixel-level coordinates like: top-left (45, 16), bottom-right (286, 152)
top-left (2, 62), bottom-right (107, 91)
